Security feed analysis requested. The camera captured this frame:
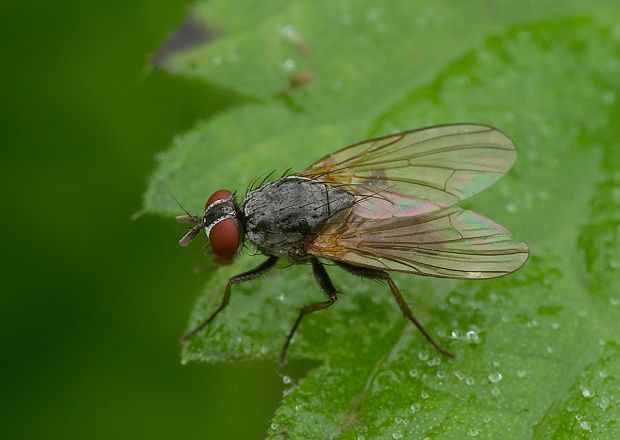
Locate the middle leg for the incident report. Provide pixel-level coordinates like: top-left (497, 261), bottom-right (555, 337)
top-left (279, 258), bottom-right (337, 367)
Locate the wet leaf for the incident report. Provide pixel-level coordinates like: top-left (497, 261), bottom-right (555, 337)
top-left (144, 1), bottom-right (620, 438)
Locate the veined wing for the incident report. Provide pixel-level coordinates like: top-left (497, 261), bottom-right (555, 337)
top-left (308, 207), bottom-right (529, 279)
top-left (299, 124), bottom-right (516, 219)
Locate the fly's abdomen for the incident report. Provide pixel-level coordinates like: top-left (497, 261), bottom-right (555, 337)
top-left (243, 177), bottom-right (355, 258)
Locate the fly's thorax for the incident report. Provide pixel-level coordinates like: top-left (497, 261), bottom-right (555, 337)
top-left (243, 176), bottom-right (355, 258)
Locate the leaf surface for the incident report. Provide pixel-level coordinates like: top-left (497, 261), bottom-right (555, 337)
top-left (145, 2), bottom-right (620, 438)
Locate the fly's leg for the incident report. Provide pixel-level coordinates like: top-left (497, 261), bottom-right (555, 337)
top-left (181, 256), bottom-right (278, 341)
top-left (279, 258), bottom-right (337, 367)
top-left (336, 262), bottom-right (454, 359)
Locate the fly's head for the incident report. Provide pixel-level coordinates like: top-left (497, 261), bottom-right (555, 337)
top-left (176, 189), bottom-right (244, 262)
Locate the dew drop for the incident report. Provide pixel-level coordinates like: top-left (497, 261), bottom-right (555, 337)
top-left (579, 420), bottom-right (592, 431)
top-left (449, 295), bottom-right (462, 304)
top-left (466, 330), bottom-right (480, 342)
top-left (465, 376), bottom-right (475, 386)
top-left (282, 375), bottom-right (292, 384)
top-left (517, 370), bottom-right (527, 378)
top-left (599, 396), bottom-right (609, 410)
top-left (436, 370), bottom-right (446, 379)
top-left (454, 370), bottom-right (465, 381)
top-left (467, 427), bottom-right (479, 437)
top-left (280, 24), bottom-right (300, 42)
top-left (492, 360), bottom-right (500, 368)
top-left (410, 403), bottom-right (421, 413)
top-left (418, 351), bottom-right (429, 361)
top-left (281, 59), bottom-right (296, 72)
top-left (483, 416), bottom-right (492, 424)
top-left (421, 391), bottom-right (429, 399)
top-left (294, 404), bottom-right (302, 411)
top-left (392, 431), bottom-right (403, 439)
top-left (427, 357), bottom-right (441, 367)
top-left (505, 202), bottom-right (517, 213)
top-left (394, 416), bottom-right (403, 424)
top-left (488, 372), bottom-right (503, 383)
top-left (451, 329), bottom-right (463, 339)
top-left (581, 386), bottom-right (594, 398)
top-left (491, 386), bottom-right (501, 396)
top-left (409, 368), bottom-right (419, 378)
top-left (270, 422), bottom-right (278, 430)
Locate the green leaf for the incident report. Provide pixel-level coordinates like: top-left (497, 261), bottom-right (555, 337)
top-left (144, 1), bottom-right (620, 438)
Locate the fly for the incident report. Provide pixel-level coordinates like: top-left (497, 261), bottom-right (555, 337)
top-left (176, 123), bottom-right (529, 366)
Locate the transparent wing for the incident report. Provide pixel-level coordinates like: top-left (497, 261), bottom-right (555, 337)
top-left (308, 207), bottom-right (529, 279)
top-left (299, 124), bottom-right (516, 219)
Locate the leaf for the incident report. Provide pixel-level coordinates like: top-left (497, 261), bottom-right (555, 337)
top-left (144, 1), bottom-right (620, 438)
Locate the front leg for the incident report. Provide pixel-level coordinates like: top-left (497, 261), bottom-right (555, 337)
top-left (182, 256), bottom-right (278, 341)
top-left (279, 258), bottom-right (337, 367)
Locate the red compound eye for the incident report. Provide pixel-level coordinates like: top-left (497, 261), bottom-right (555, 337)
top-left (209, 218), bottom-right (240, 259)
top-left (205, 189), bottom-right (232, 209)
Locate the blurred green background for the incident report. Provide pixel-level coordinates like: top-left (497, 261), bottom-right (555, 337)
top-left (1, 1), bottom-right (284, 438)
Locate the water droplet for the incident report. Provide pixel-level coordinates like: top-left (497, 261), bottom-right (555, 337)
top-left (280, 25), bottom-right (300, 43)
top-left (526, 319), bottom-right (539, 328)
top-left (581, 386), bottom-right (594, 398)
top-left (575, 413), bottom-right (582, 421)
top-left (491, 360), bottom-right (500, 368)
top-left (546, 346), bottom-right (555, 354)
top-left (491, 386), bottom-right (501, 396)
top-left (599, 396), bottom-right (609, 410)
top-left (427, 357), bottom-right (441, 367)
top-left (282, 375), bottom-right (292, 384)
top-left (394, 416), bottom-right (403, 424)
top-left (517, 370), bottom-right (527, 378)
top-left (418, 351), bottom-right (429, 361)
top-left (270, 422), bottom-right (278, 430)
top-left (451, 329), bottom-right (463, 339)
top-left (436, 370), bottom-right (446, 379)
top-left (467, 427), bottom-right (479, 437)
top-left (483, 416), bottom-right (492, 424)
top-left (602, 90), bottom-right (616, 104)
top-left (449, 295), bottom-right (462, 304)
top-left (281, 59), bottom-right (296, 72)
top-left (488, 372), bottom-right (503, 383)
top-left (466, 330), bottom-right (480, 342)
top-left (410, 403), bottom-right (421, 413)
top-left (567, 405), bottom-right (574, 412)
top-left (294, 404), bottom-right (302, 411)
top-left (366, 7), bottom-right (381, 22)
top-left (465, 376), bottom-right (475, 386)
top-left (579, 420), bottom-right (592, 431)
top-left (454, 370), bottom-right (465, 381)
top-left (551, 322), bottom-right (560, 330)
top-left (421, 391), bottom-right (429, 399)
top-left (278, 293), bottom-right (286, 302)
top-left (409, 368), bottom-right (419, 378)
top-left (392, 431), bottom-right (403, 439)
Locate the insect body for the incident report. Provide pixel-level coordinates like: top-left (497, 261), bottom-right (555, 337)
top-left (177, 124), bottom-right (529, 366)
